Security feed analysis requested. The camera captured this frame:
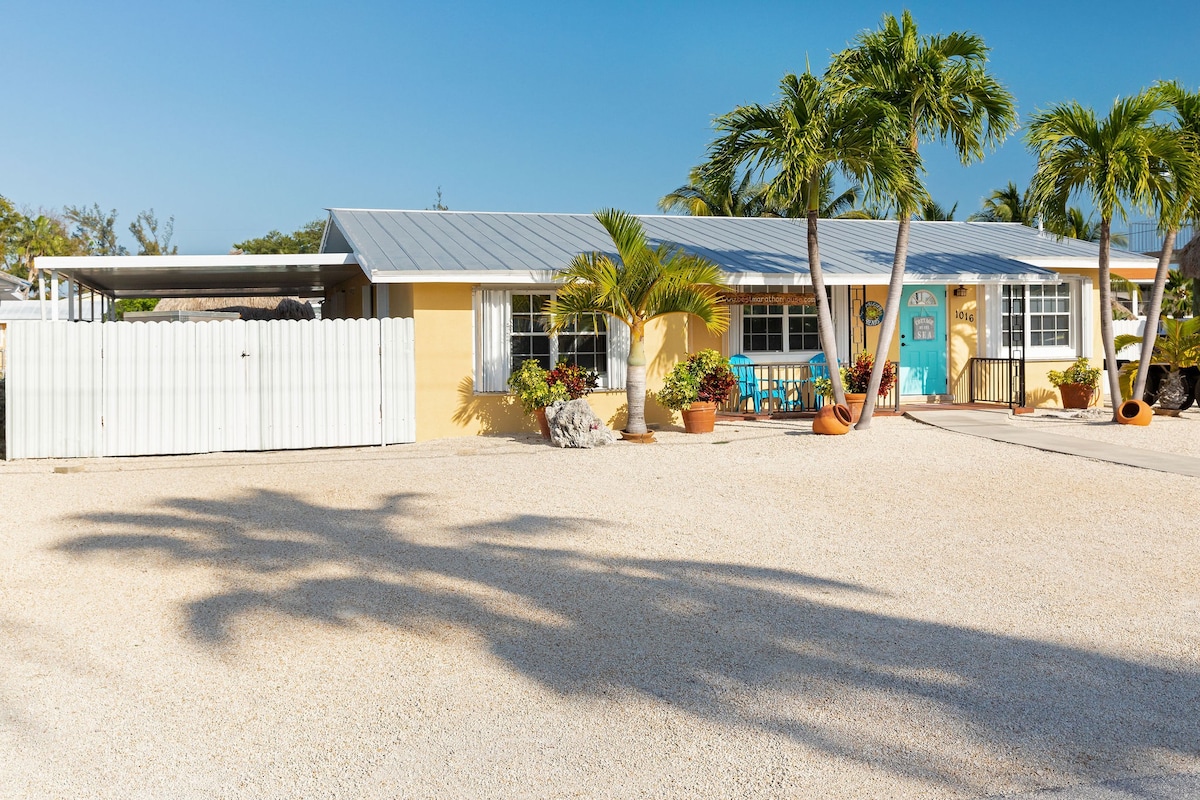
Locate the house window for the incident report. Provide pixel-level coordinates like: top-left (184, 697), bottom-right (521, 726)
top-left (996, 282), bottom-right (1078, 358)
top-left (742, 300), bottom-right (820, 354)
top-left (476, 288), bottom-right (628, 392)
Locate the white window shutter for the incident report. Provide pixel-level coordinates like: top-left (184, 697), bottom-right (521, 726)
top-left (476, 288), bottom-right (511, 392)
top-left (1078, 277), bottom-right (1093, 358)
top-left (606, 318), bottom-right (629, 390)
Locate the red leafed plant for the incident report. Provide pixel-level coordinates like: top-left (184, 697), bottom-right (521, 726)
top-left (841, 351), bottom-right (896, 396)
top-left (546, 361), bottom-right (599, 400)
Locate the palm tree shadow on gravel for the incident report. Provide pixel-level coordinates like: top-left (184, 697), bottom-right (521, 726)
top-left (61, 490), bottom-right (1199, 790)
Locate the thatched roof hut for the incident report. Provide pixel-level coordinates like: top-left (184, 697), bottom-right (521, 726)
top-left (155, 296), bottom-right (316, 320)
top-left (1178, 236), bottom-right (1200, 280)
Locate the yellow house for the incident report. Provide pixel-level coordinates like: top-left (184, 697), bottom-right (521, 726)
top-left (316, 210), bottom-right (1157, 439)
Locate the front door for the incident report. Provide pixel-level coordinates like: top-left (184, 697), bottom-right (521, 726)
top-left (899, 286), bottom-right (947, 395)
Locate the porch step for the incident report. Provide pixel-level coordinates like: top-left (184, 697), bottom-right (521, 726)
top-left (902, 394), bottom-right (955, 404)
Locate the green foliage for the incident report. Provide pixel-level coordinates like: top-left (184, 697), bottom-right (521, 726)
top-left (970, 182), bottom-right (1035, 224)
top-left (429, 187), bottom-right (449, 211)
top-left (1115, 316), bottom-right (1200, 399)
top-left (64, 204), bottom-right (127, 256)
top-left (129, 209), bottom-right (178, 255)
top-left (114, 298), bottom-right (160, 319)
top-left (1046, 357), bottom-right (1102, 389)
top-left (657, 349), bottom-right (736, 411)
top-left (507, 359), bottom-right (569, 414)
top-left (234, 219), bottom-right (325, 254)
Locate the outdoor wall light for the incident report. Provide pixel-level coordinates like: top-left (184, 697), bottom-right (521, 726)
top-left (953, 285), bottom-right (968, 297)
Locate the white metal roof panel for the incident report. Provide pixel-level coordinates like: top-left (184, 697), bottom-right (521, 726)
top-left (327, 210), bottom-right (1154, 284)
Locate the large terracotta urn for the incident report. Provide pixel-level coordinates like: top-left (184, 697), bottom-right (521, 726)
top-left (681, 401), bottom-right (717, 434)
top-left (812, 403), bottom-right (852, 435)
top-left (1116, 399), bottom-right (1152, 426)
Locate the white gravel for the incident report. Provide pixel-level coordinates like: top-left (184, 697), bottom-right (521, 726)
top-left (1, 417), bottom-right (1197, 799)
top-left (1008, 405), bottom-right (1200, 459)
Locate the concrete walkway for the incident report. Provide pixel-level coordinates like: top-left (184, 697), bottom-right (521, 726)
top-left (906, 409), bottom-right (1200, 478)
top-left (984, 772), bottom-right (1200, 799)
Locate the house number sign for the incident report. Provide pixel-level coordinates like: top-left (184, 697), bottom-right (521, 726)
top-left (912, 315), bottom-right (936, 341)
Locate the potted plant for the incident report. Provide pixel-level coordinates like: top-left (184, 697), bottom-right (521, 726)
top-left (1047, 357), bottom-right (1101, 410)
top-left (656, 349), bottom-right (737, 434)
top-left (1115, 316), bottom-right (1200, 417)
top-left (816, 352), bottom-right (896, 423)
top-left (508, 359), bottom-right (569, 438)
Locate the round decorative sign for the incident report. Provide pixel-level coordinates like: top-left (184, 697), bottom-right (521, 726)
top-left (859, 301), bottom-right (884, 326)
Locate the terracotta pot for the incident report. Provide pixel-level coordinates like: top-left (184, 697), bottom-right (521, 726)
top-left (1154, 407), bottom-right (1182, 417)
top-left (1116, 399), bottom-right (1152, 426)
top-left (534, 407), bottom-right (551, 439)
top-left (1058, 383), bottom-right (1094, 409)
top-left (812, 403), bottom-right (852, 435)
top-left (843, 392), bottom-right (867, 423)
top-left (620, 430), bottom-right (657, 443)
top-left (681, 401), bottom-right (717, 434)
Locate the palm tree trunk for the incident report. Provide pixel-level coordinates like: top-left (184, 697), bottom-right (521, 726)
top-left (625, 326), bottom-right (648, 434)
top-left (1132, 228), bottom-right (1176, 400)
top-left (856, 217), bottom-right (910, 430)
top-left (807, 206), bottom-right (845, 407)
top-left (1098, 220), bottom-right (1122, 421)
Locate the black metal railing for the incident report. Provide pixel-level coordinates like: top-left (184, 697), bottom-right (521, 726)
top-left (720, 361), bottom-right (901, 416)
top-left (964, 356), bottom-right (1025, 409)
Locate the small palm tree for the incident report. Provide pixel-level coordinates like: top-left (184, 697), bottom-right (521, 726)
top-left (830, 10), bottom-right (1017, 429)
top-left (971, 181), bottom-right (1035, 224)
top-left (16, 215), bottom-right (72, 293)
top-left (704, 70), bottom-right (915, 407)
top-left (1027, 90), bottom-right (1192, 418)
top-left (1115, 316), bottom-right (1200, 409)
top-left (658, 167), bottom-right (770, 217)
top-left (548, 209), bottom-right (730, 437)
top-left (916, 199), bottom-right (958, 221)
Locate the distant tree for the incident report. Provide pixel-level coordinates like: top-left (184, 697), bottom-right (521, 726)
top-left (64, 203), bottom-right (128, 256)
top-left (970, 182), bottom-right (1036, 224)
top-left (234, 219), bottom-right (325, 254)
top-left (129, 209), bottom-right (178, 255)
top-left (114, 297), bottom-right (159, 318)
top-left (659, 167), bottom-right (771, 217)
top-left (429, 187), bottom-right (449, 211)
top-left (917, 199), bottom-right (958, 221)
top-left (14, 215), bottom-right (73, 287)
top-left (0, 194), bottom-right (21, 272)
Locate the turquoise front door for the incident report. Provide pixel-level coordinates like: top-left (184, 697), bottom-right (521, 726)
top-left (899, 286), bottom-right (947, 395)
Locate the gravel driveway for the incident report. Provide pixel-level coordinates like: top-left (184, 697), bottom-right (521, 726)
top-left (2, 417), bottom-right (1197, 798)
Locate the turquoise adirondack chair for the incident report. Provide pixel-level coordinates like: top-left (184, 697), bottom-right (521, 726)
top-left (808, 353), bottom-right (833, 409)
top-left (729, 354), bottom-right (787, 414)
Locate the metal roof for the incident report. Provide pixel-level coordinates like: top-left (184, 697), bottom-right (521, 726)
top-left (32, 254), bottom-right (363, 299)
top-left (327, 209), bottom-right (1156, 285)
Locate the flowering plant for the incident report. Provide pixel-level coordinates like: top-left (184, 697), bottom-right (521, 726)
top-left (838, 351), bottom-right (896, 397)
top-left (657, 349), bottom-right (737, 411)
top-left (1047, 357), bottom-right (1100, 389)
top-left (547, 361), bottom-right (599, 400)
top-left (508, 360), bottom-right (569, 414)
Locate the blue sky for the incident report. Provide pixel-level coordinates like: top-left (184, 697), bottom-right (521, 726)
top-left (5, 0), bottom-right (1199, 253)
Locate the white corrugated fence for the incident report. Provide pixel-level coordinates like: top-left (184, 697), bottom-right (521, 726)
top-left (4, 317), bottom-right (415, 459)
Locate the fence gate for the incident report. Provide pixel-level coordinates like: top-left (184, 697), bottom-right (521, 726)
top-left (4, 317), bottom-right (415, 459)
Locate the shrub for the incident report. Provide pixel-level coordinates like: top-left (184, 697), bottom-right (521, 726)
top-left (1047, 357), bottom-right (1100, 389)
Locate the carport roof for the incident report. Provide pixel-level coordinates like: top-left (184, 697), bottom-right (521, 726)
top-left (326, 209), bottom-right (1157, 286)
top-left (32, 254), bottom-right (364, 299)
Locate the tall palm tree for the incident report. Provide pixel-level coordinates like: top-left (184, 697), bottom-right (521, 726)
top-left (831, 11), bottom-right (1017, 429)
top-left (1027, 91), bottom-right (1190, 418)
top-left (548, 209), bottom-right (730, 437)
top-left (15, 215), bottom-right (72, 295)
top-left (704, 71), bottom-right (915, 407)
top-left (658, 167), bottom-right (770, 217)
top-left (970, 181), bottom-right (1035, 224)
top-left (1132, 81), bottom-right (1200, 401)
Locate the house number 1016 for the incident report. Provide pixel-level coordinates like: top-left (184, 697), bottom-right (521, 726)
top-left (954, 309), bottom-right (975, 323)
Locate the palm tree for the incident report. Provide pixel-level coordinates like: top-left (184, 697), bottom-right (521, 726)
top-left (831, 11), bottom-right (1017, 430)
top-left (1115, 316), bottom-right (1200, 409)
top-left (548, 209), bottom-right (730, 437)
top-left (1131, 81), bottom-right (1200, 401)
top-left (970, 181), bottom-right (1036, 224)
top-left (658, 167), bottom-right (770, 217)
top-left (703, 71), bottom-right (914, 407)
top-left (1027, 91), bottom-right (1190, 418)
top-left (15, 215), bottom-right (72, 296)
top-left (917, 199), bottom-right (958, 221)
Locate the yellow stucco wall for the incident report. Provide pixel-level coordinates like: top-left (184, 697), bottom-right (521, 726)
top-left (409, 284), bottom-right (690, 440)
top-left (948, 286), bottom-right (978, 401)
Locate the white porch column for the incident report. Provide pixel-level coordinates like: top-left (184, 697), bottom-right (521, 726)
top-left (51, 271), bottom-right (60, 320)
top-left (374, 285), bottom-right (390, 319)
top-left (360, 286), bottom-right (372, 319)
top-left (38, 269), bottom-right (46, 320)
top-left (67, 278), bottom-right (75, 321)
